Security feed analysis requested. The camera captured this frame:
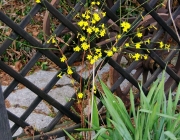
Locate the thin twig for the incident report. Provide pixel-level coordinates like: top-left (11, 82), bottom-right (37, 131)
top-left (168, 0), bottom-right (180, 42)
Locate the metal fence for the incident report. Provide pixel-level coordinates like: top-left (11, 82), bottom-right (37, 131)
top-left (0, 0), bottom-right (180, 139)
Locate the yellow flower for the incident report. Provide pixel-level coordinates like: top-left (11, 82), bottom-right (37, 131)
top-left (57, 72), bottom-right (62, 78)
top-left (52, 38), bottom-right (56, 44)
top-left (87, 54), bottom-right (92, 60)
top-left (78, 20), bottom-right (84, 27)
top-left (116, 34), bottom-right (121, 39)
top-left (105, 50), bottom-right (113, 57)
top-left (60, 55), bottom-right (67, 62)
top-left (85, 10), bottom-right (90, 14)
top-left (101, 23), bottom-right (105, 28)
top-left (83, 21), bottom-right (88, 27)
top-left (125, 43), bottom-right (130, 47)
top-left (136, 32), bottom-right (142, 38)
top-left (159, 41), bottom-right (164, 48)
top-left (80, 36), bottom-right (86, 42)
top-left (122, 27), bottom-right (129, 32)
top-left (73, 46), bottom-right (81, 52)
top-left (98, 52), bottom-right (102, 58)
top-left (91, 1), bottom-right (96, 5)
top-left (67, 66), bottom-right (73, 75)
top-left (112, 46), bottom-right (117, 52)
top-left (94, 27), bottom-right (99, 33)
top-left (165, 44), bottom-right (170, 48)
top-left (93, 13), bottom-right (100, 22)
top-left (81, 42), bottom-right (90, 50)
top-left (82, 14), bottom-right (85, 18)
top-left (135, 42), bottom-right (141, 49)
top-left (165, 44), bottom-right (170, 51)
top-left (92, 85), bottom-right (97, 94)
top-left (46, 36), bottom-right (56, 44)
top-left (87, 27), bottom-right (93, 34)
top-left (92, 26), bottom-right (96, 32)
top-left (121, 21), bottom-right (130, 28)
top-left (121, 22), bottom-right (126, 27)
top-left (144, 39), bottom-right (151, 44)
top-left (47, 39), bottom-right (51, 44)
top-left (102, 12), bottom-right (106, 17)
top-left (100, 29), bottom-right (106, 37)
top-left (35, 0), bottom-right (41, 3)
top-left (77, 92), bottom-right (83, 99)
top-left (93, 55), bottom-right (99, 60)
top-left (90, 58), bottom-right (96, 64)
top-left (132, 53), bottom-right (141, 61)
top-left (95, 48), bottom-right (101, 53)
top-left (121, 21), bottom-right (131, 32)
top-left (85, 14), bottom-right (90, 19)
top-left (96, 1), bottom-right (100, 5)
top-left (91, 19), bottom-right (96, 24)
top-left (82, 26), bottom-right (86, 30)
top-left (143, 54), bottom-right (148, 60)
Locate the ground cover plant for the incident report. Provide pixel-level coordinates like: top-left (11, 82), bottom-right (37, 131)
top-left (71, 72), bottom-right (180, 140)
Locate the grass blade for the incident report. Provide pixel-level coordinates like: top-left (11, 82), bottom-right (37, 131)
top-left (164, 131), bottom-right (177, 140)
top-left (63, 129), bottom-right (75, 140)
top-left (91, 95), bottom-right (99, 128)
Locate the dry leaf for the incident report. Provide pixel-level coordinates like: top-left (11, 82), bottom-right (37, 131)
top-left (15, 61), bottom-right (22, 72)
top-left (5, 100), bottom-right (11, 108)
top-left (24, 126), bottom-right (35, 136)
top-left (32, 31), bottom-right (39, 37)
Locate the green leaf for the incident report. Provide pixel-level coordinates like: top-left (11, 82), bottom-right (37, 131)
top-left (75, 128), bottom-right (100, 131)
top-left (116, 97), bottom-right (134, 133)
top-left (173, 115), bottom-right (180, 135)
top-left (130, 89), bottom-right (136, 121)
top-left (139, 83), bottom-right (149, 109)
top-left (91, 95), bottom-right (99, 128)
top-left (148, 103), bottom-right (158, 130)
top-left (110, 119), bottom-right (133, 140)
top-left (106, 111), bottom-right (111, 128)
top-left (92, 127), bottom-right (107, 140)
top-left (98, 132), bottom-right (113, 140)
top-left (112, 128), bottom-right (121, 140)
top-left (99, 81), bottom-right (132, 139)
top-left (147, 79), bottom-right (159, 103)
top-left (167, 89), bottom-right (173, 130)
top-left (63, 129), bottom-right (75, 140)
top-left (159, 125), bottom-right (165, 140)
top-left (156, 116), bottom-right (165, 139)
top-left (139, 109), bottom-right (177, 119)
top-left (100, 79), bottom-right (134, 134)
top-left (164, 131), bottom-right (177, 140)
top-left (41, 62), bottom-right (48, 70)
top-left (173, 83), bottom-right (180, 111)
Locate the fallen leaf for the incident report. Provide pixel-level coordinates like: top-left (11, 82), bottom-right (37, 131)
top-left (15, 61), bottom-right (22, 72)
top-left (5, 100), bottom-right (11, 108)
top-left (24, 126), bottom-right (35, 136)
top-left (32, 31), bottom-right (39, 37)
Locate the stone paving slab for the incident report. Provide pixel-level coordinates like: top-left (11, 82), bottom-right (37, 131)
top-left (2, 69), bottom-right (75, 138)
top-left (1, 62), bottom-right (131, 139)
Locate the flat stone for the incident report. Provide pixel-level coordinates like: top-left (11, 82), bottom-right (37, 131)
top-left (48, 85), bottom-right (75, 113)
top-left (7, 107), bottom-right (53, 137)
top-left (25, 70), bottom-right (73, 88)
top-left (6, 88), bottom-right (37, 107)
top-left (25, 70), bottom-right (57, 89)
